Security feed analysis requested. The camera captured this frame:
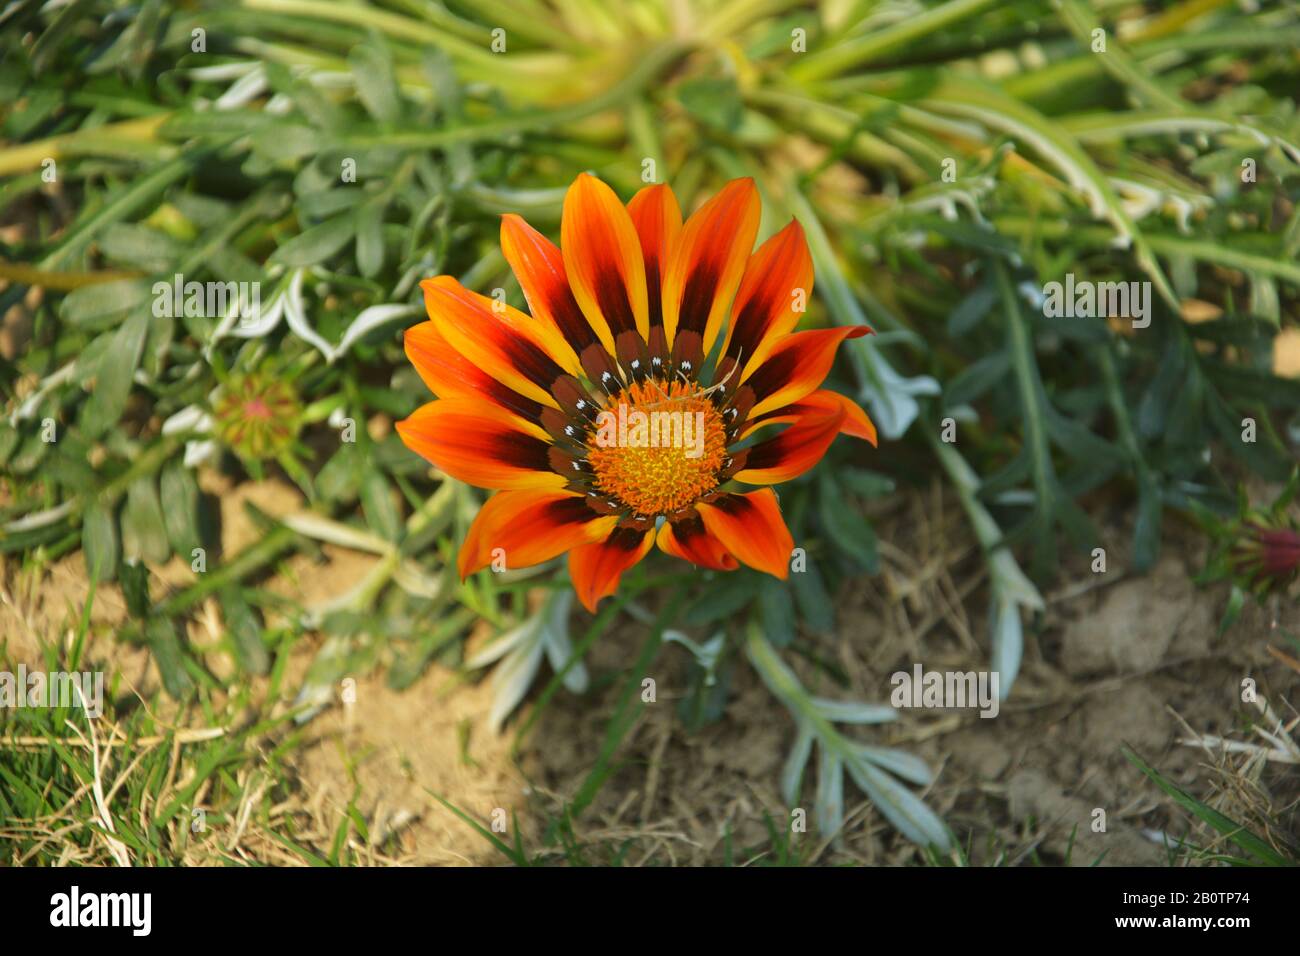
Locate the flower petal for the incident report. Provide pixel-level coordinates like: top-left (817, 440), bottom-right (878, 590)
top-left (694, 488), bottom-right (794, 579)
top-left (657, 513), bottom-right (738, 571)
top-left (501, 213), bottom-right (606, 357)
top-left (404, 320), bottom-right (544, 424)
top-left (721, 219), bottom-right (814, 381)
top-left (742, 389), bottom-right (877, 445)
top-left (395, 398), bottom-right (562, 491)
top-left (459, 488), bottom-right (618, 578)
top-left (661, 177), bottom-right (760, 364)
top-left (561, 173), bottom-right (649, 350)
top-left (745, 326), bottom-right (869, 420)
top-left (626, 183), bottom-right (683, 365)
top-left (420, 276), bottom-right (575, 409)
top-left (568, 525), bottom-right (655, 612)
top-left (733, 400), bottom-right (846, 485)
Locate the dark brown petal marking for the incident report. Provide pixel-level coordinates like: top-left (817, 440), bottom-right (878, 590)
top-left (724, 385), bottom-right (755, 439)
top-left (618, 513), bottom-right (656, 532)
top-left (709, 492), bottom-right (754, 520)
top-left (677, 258), bottom-right (723, 340)
top-left (521, 240), bottom-right (601, 354)
top-left (717, 449), bottom-right (747, 480)
top-left (669, 511), bottom-right (707, 536)
top-left (480, 379), bottom-right (545, 424)
top-left (493, 329), bottom-right (568, 396)
top-left (580, 343), bottom-right (624, 394)
top-left (734, 436), bottom-right (792, 473)
top-left (551, 374), bottom-right (599, 424)
top-left (585, 492), bottom-right (625, 515)
top-left (542, 495), bottom-right (602, 525)
top-left (547, 446), bottom-right (591, 480)
top-left (669, 330), bottom-right (704, 382)
top-left (594, 265), bottom-right (639, 338)
top-left (647, 325), bottom-right (669, 368)
top-left (490, 432), bottom-right (555, 473)
top-left (539, 407), bottom-right (588, 451)
top-left (742, 348), bottom-right (801, 406)
top-left (607, 523), bottom-right (652, 546)
top-left (615, 329), bottom-right (651, 381)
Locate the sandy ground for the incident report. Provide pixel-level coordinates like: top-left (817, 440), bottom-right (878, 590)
top-left (3, 472), bottom-right (1297, 866)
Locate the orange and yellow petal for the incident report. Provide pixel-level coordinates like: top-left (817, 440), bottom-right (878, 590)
top-left (568, 525), bottom-right (655, 612)
top-left (501, 213), bottom-right (605, 358)
top-left (694, 488), bottom-right (794, 579)
top-left (626, 183), bottom-right (682, 355)
top-left (657, 514), bottom-right (738, 571)
top-left (404, 320), bottom-right (545, 424)
top-left (395, 398), bottom-right (563, 491)
top-left (420, 277), bottom-right (570, 408)
top-left (459, 489), bottom-right (619, 578)
top-left (561, 173), bottom-right (649, 347)
top-left (746, 326), bottom-right (869, 420)
top-left (661, 178), bottom-right (760, 362)
top-left (722, 220), bottom-right (814, 380)
top-left (733, 400), bottom-right (846, 485)
top-left (742, 388), bottom-right (876, 445)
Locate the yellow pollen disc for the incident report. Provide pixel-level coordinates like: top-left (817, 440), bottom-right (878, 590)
top-left (587, 379), bottom-right (728, 516)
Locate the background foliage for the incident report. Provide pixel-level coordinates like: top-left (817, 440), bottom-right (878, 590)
top-left (2, 0), bottom-right (1299, 857)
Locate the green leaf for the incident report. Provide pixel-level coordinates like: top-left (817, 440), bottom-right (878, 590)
top-left (349, 41), bottom-right (402, 124)
top-left (81, 310), bottom-right (149, 438)
top-left (355, 201), bottom-right (386, 278)
top-left (759, 578), bottom-right (796, 647)
top-left (119, 559), bottom-right (151, 619)
top-left (360, 468), bottom-right (401, 541)
top-left (1124, 747), bottom-right (1292, 866)
top-left (122, 475), bottom-right (171, 564)
top-left (60, 278), bottom-right (154, 330)
top-left (146, 616), bottom-right (194, 698)
top-left (159, 461), bottom-right (202, 558)
top-left (82, 500), bottom-right (120, 583)
top-left (270, 215), bottom-right (355, 268)
top-left (677, 77), bottom-right (744, 133)
top-left (222, 588), bottom-right (271, 676)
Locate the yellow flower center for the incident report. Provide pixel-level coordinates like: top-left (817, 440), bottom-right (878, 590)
top-left (587, 379), bottom-right (728, 516)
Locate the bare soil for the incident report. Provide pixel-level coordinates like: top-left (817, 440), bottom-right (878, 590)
top-left (3, 473), bottom-right (1297, 866)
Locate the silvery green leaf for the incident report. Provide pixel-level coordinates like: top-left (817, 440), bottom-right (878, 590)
top-left (217, 282), bottom-right (284, 343)
top-left (854, 745), bottom-right (934, 787)
top-left (333, 303), bottom-right (420, 362)
top-left (294, 634), bottom-right (351, 724)
top-left (182, 440), bottom-right (218, 468)
top-left (280, 512), bottom-right (389, 553)
top-left (856, 341), bottom-right (941, 440)
top-left (814, 746), bottom-right (845, 836)
top-left (392, 560), bottom-right (443, 601)
top-left (811, 697), bottom-right (898, 724)
top-left (488, 639), bottom-right (545, 733)
top-left (541, 591), bottom-right (587, 694)
top-left (664, 628), bottom-right (725, 680)
top-left (161, 404), bottom-right (212, 436)
top-left (780, 719), bottom-right (814, 805)
top-left (282, 268), bottom-right (336, 361)
top-left (464, 618), bottom-right (539, 670)
top-left (215, 64), bottom-right (267, 110)
top-left (844, 755), bottom-right (952, 850)
top-left (989, 593), bottom-right (1022, 700)
top-left (185, 60), bottom-right (260, 82)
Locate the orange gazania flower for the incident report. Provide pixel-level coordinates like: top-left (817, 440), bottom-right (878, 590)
top-left (395, 175), bottom-right (876, 611)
